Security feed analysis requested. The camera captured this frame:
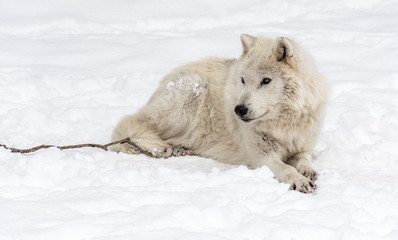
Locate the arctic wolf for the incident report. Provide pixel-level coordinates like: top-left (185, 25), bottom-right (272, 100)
top-left (111, 34), bottom-right (329, 193)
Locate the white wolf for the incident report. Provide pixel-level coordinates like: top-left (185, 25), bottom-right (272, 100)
top-left (111, 34), bottom-right (329, 193)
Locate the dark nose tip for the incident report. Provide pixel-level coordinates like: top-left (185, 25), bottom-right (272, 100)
top-left (234, 105), bottom-right (248, 117)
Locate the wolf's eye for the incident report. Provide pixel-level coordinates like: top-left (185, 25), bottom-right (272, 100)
top-left (241, 77), bottom-right (245, 85)
top-left (261, 78), bottom-right (272, 85)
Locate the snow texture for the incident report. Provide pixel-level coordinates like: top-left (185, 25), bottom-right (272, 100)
top-left (0, 0), bottom-right (398, 239)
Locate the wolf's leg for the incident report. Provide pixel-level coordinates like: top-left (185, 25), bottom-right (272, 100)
top-left (111, 114), bottom-right (173, 158)
top-left (257, 136), bottom-right (316, 193)
top-left (286, 152), bottom-right (318, 181)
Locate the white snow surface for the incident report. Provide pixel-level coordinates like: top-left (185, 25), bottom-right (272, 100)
top-left (1, 0), bottom-right (398, 239)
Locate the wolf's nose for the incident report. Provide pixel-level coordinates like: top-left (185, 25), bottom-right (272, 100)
top-left (234, 105), bottom-right (248, 117)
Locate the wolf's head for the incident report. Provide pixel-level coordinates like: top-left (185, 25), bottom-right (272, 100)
top-left (232, 34), bottom-right (324, 123)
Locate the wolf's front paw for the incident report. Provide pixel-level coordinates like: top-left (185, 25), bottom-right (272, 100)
top-left (298, 167), bottom-right (319, 182)
top-left (148, 143), bottom-right (173, 158)
top-left (128, 139), bottom-right (174, 158)
top-left (289, 175), bottom-right (317, 193)
top-left (173, 146), bottom-right (193, 157)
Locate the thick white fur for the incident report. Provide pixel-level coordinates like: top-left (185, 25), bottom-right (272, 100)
top-left (111, 34), bottom-right (329, 193)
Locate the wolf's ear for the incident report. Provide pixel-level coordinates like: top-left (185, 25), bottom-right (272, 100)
top-left (240, 34), bottom-right (256, 55)
top-left (274, 37), bottom-right (297, 68)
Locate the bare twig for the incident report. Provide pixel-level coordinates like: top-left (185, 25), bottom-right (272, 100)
top-left (0, 138), bottom-right (154, 157)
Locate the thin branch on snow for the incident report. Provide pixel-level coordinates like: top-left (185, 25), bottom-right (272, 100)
top-left (0, 138), bottom-right (154, 157)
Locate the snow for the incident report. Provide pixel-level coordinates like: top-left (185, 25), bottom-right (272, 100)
top-left (0, 0), bottom-right (398, 239)
top-left (166, 74), bottom-right (202, 96)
